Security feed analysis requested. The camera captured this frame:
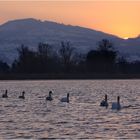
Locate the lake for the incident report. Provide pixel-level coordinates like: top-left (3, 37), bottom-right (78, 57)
top-left (0, 80), bottom-right (139, 139)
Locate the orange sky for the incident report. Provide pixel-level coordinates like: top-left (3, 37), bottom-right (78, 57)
top-left (0, 1), bottom-right (140, 39)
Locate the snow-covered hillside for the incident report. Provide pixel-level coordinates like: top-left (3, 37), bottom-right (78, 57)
top-left (0, 18), bottom-right (140, 63)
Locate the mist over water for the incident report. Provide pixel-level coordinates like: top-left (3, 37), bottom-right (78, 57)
top-left (0, 80), bottom-right (139, 139)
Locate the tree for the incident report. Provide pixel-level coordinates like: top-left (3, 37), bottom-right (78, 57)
top-left (37, 43), bottom-right (60, 73)
top-left (0, 60), bottom-right (10, 73)
top-left (59, 42), bottom-right (76, 72)
top-left (98, 39), bottom-right (114, 51)
top-left (37, 43), bottom-right (52, 58)
top-left (117, 56), bottom-right (128, 74)
top-left (86, 39), bottom-right (117, 73)
top-left (37, 43), bottom-right (51, 73)
top-left (13, 44), bottom-right (37, 73)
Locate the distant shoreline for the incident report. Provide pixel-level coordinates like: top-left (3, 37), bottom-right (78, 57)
top-left (0, 73), bottom-right (140, 80)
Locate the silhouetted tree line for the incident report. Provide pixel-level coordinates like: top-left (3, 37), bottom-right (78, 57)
top-left (1, 39), bottom-right (140, 75)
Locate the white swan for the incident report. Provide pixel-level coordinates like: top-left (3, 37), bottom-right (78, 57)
top-left (112, 96), bottom-right (121, 110)
top-left (60, 93), bottom-right (69, 103)
top-left (100, 94), bottom-right (108, 107)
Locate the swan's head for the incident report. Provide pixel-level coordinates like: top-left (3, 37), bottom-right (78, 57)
top-left (49, 91), bottom-right (53, 96)
top-left (22, 91), bottom-right (25, 96)
top-left (5, 90), bottom-right (8, 94)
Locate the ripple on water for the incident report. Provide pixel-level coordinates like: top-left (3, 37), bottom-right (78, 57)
top-left (0, 80), bottom-right (139, 139)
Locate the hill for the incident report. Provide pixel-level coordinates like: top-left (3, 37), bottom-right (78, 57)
top-left (0, 18), bottom-right (140, 63)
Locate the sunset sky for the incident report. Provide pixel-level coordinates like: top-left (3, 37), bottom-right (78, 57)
top-left (0, 1), bottom-right (140, 39)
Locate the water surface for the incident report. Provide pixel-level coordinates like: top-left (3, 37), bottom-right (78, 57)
top-left (0, 80), bottom-right (139, 139)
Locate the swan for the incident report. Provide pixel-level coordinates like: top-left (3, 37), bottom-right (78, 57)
top-left (112, 96), bottom-right (121, 110)
top-left (100, 94), bottom-right (108, 107)
top-left (60, 93), bottom-right (69, 103)
top-left (2, 90), bottom-right (8, 98)
top-left (19, 91), bottom-right (25, 99)
top-left (46, 91), bottom-right (53, 101)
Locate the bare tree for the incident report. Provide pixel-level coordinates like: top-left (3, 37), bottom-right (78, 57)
top-left (98, 39), bottom-right (114, 51)
top-left (59, 41), bottom-right (75, 72)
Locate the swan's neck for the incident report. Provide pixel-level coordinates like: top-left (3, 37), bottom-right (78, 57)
top-left (67, 95), bottom-right (69, 102)
top-left (49, 93), bottom-right (52, 97)
top-left (105, 95), bottom-right (107, 102)
top-left (117, 97), bottom-right (120, 104)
